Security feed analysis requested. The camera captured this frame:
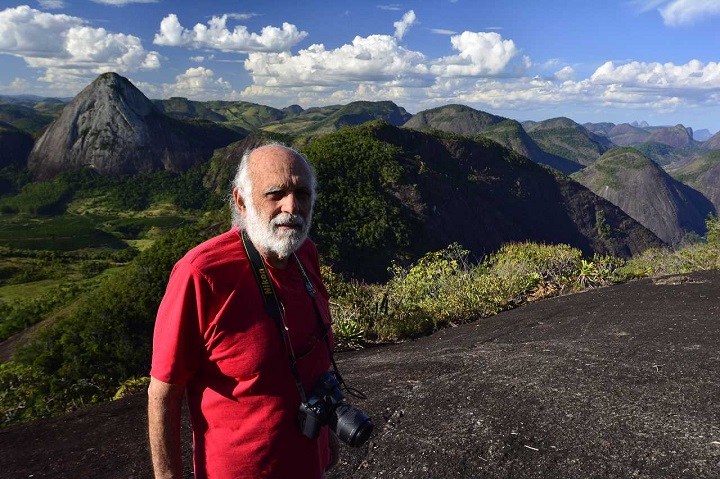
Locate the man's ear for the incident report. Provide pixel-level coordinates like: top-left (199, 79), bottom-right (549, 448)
top-left (233, 189), bottom-right (247, 218)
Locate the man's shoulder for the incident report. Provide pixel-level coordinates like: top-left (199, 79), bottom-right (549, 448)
top-left (180, 228), bottom-right (248, 275)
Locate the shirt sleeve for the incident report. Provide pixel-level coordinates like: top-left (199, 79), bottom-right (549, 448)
top-left (150, 259), bottom-right (209, 384)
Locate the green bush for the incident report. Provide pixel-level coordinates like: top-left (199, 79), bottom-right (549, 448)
top-left (488, 242), bottom-right (581, 297)
top-left (113, 376), bottom-right (150, 400)
top-left (322, 265), bottom-right (378, 347)
top-left (354, 242), bottom-right (626, 342)
top-left (705, 214), bottom-right (720, 248)
top-left (0, 362), bottom-right (54, 424)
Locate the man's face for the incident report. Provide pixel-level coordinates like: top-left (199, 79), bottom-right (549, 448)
top-left (238, 146), bottom-right (314, 260)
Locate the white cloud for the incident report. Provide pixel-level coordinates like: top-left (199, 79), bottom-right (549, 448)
top-left (160, 67), bottom-right (238, 100)
top-left (631, 0), bottom-right (669, 13)
top-left (91, 0), bottom-right (159, 5)
top-left (190, 55), bottom-right (205, 62)
top-left (554, 66), bottom-right (576, 81)
top-left (658, 0), bottom-right (720, 26)
top-left (590, 60), bottom-right (720, 89)
top-left (378, 4), bottom-right (403, 11)
top-left (244, 34), bottom-right (430, 88)
top-left (0, 5), bottom-right (160, 88)
top-left (226, 13), bottom-right (260, 21)
top-left (633, 0), bottom-right (720, 26)
top-left (153, 14), bottom-right (308, 53)
top-left (0, 77), bottom-right (31, 93)
top-left (238, 8), bottom-right (533, 111)
top-left (393, 10), bottom-right (416, 40)
top-left (431, 28), bottom-right (457, 35)
top-left (431, 31), bottom-right (523, 77)
top-left (38, 0), bottom-right (66, 9)
top-left (0, 6), bottom-right (84, 57)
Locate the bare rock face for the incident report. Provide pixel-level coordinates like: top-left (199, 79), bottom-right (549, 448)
top-left (28, 73), bottom-right (227, 179)
top-left (701, 130), bottom-right (720, 150)
top-left (646, 124), bottom-right (694, 149)
top-left (572, 147), bottom-right (714, 245)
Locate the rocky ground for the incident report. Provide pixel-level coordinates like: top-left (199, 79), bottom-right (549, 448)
top-left (1, 271), bottom-right (719, 478)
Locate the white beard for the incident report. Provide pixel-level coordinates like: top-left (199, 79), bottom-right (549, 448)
top-left (244, 200), bottom-right (312, 260)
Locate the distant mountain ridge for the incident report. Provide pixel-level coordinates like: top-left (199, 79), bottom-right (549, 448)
top-left (6, 72), bottom-right (720, 255)
top-left (154, 97), bottom-right (412, 138)
top-left (403, 104), bottom-right (583, 174)
top-left (523, 117), bottom-right (613, 167)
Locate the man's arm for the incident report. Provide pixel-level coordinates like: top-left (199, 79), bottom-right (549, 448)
top-left (148, 376), bottom-right (187, 479)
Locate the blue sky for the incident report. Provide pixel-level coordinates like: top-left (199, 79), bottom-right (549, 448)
top-left (1, 0), bottom-right (719, 133)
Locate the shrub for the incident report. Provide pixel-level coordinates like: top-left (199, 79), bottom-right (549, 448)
top-left (114, 376), bottom-right (150, 400)
top-left (329, 303), bottom-right (365, 350)
top-left (705, 214), bottom-right (720, 248)
top-left (0, 362), bottom-right (56, 424)
top-left (322, 265), bottom-right (377, 346)
top-left (487, 242), bottom-right (581, 297)
top-left (618, 243), bottom-right (720, 279)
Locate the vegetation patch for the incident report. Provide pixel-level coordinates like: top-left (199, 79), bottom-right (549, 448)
top-left (0, 215), bottom-right (125, 251)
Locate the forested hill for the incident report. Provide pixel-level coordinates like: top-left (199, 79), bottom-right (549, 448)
top-left (300, 122), bottom-right (662, 280)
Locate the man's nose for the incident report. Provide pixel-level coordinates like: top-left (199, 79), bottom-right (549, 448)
top-left (280, 193), bottom-right (300, 214)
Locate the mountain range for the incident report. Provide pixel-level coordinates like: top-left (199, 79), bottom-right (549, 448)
top-left (3, 72), bottom-right (720, 260)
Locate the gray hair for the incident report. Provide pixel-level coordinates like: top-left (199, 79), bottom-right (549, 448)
top-left (229, 142), bottom-right (317, 228)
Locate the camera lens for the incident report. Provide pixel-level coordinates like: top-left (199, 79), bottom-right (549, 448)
top-left (329, 403), bottom-right (374, 447)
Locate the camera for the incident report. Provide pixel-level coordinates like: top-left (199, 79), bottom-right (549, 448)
top-left (298, 371), bottom-right (374, 447)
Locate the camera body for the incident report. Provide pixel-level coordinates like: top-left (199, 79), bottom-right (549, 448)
top-left (298, 371), bottom-right (373, 447)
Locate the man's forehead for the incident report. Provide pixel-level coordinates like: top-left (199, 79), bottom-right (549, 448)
top-left (248, 146), bottom-right (311, 184)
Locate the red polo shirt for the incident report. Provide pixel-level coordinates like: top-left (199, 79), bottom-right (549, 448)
top-left (151, 228), bottom-right (332, 479)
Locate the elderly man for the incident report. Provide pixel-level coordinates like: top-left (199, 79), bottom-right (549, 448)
top-left (148, 143), bottom-right (337, 478)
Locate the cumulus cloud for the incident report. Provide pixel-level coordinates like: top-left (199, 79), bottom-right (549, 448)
top-left (554, 66), bottom-right (576, 81)
top-left (0, 5), bottom-right (160, 89)
top-left (238, 8), bottom-right (533, 110)
top-left (244, 34), bottom-right (430, 88)
top-left (0, 77), bottom-right (31, 93)
top-left (658, 0), bottom-right (720, 26)
top-left (393, 10), bottom-right (416, 40)
top-left (431, 31), bottom-right (523, 77)
top-left (634, 0), bottom-right (720, 26)
top-left (153, 14), bottom-right (307, 52)
top-left (160, 66), bottom-right (237, 99)
top-left (590, 60), bottom-right (720, 89)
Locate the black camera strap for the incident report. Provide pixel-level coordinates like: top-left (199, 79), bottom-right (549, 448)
top-left (292, 251), bottom-right (343, 377)
top-left (239, 228), bottom-right (359, 402)
top-left (239, 228), bottom-right (308, 403)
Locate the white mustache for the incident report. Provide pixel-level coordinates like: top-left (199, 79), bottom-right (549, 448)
top-left (271, 213), bottom-right (304, 228)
